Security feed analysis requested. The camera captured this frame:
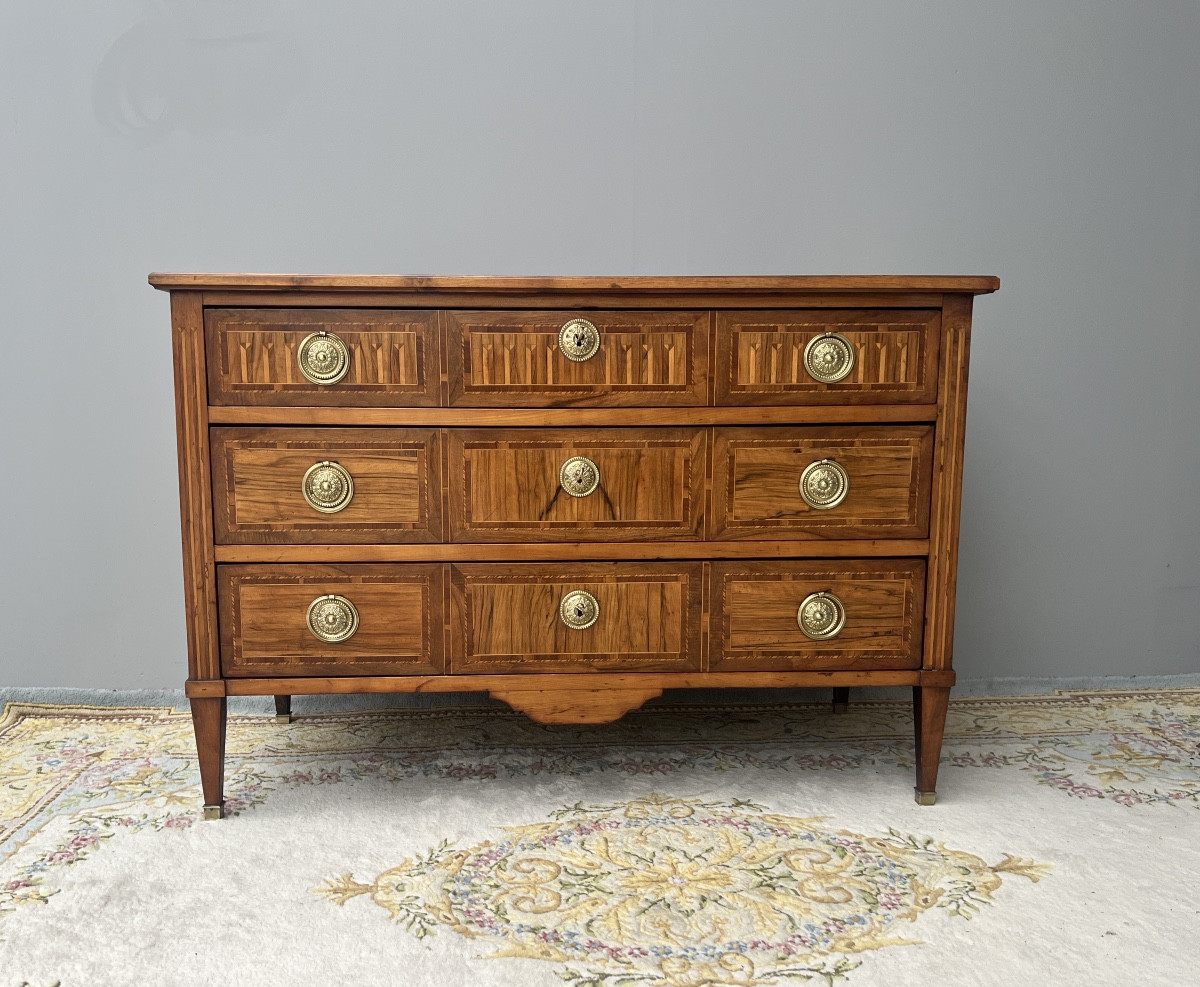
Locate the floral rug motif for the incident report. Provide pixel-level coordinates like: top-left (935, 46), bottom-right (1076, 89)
top-left (0, 689), bottom-right (1198, 985)
top-left (317, 793), bottom-right (1047, 985)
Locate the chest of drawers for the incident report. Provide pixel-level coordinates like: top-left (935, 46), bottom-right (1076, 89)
top-left (152, 274), bottom-right (998, 818)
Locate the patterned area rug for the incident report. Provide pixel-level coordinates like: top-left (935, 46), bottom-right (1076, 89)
top-left (1, 690), bottom-right (1197, 986)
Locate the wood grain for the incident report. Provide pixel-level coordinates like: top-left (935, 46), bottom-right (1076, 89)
top-left (149, 273), bottom-right (1000, 293)
top-left (206, 404), bottom-right (941, 426)
top-left (450, 563), bottom-right (703, 673)
top-left (171, 291), bottom-right (221, 681)
top-left (448, 428), bottom-right (706, 542)
top-left (206, 308), bottom-right (440, 406)
top-left (715, 310), bottom-right (941, 405)
top-left (710, 560), bottom-right (926, 671)
top-left (446, 310), bottom-right (710, 406)
top-left (710, 426), bottom-right (933, 540)
top-left (213, 540), bottom-right (932, 563)
top-left (218, 564), bottom-right (444, 676)
top-left (923, 295), bottom-right (972, 671)
top-left (220, 668), bottom-right (956, 697)
top-left (211, 427), bottom-right (441, 543)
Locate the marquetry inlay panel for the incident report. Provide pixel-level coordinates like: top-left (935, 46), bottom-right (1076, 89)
top-left (450, 563), bottom-right (702, 673)
top-left (710, 560), bottom-right (926, 671)
top-left (206, 309), bottom-right (439, 406)
top-left (446, 310), bottom-right (709, 406)
top-left (218, 564), bottom-right (444, 676)
top-left (449, 428), bottom-right (706, 542)
top-left (715, 310), bottom-right (940, 405)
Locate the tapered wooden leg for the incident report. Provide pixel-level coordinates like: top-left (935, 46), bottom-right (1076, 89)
top-left (190, 696), bottom-right (227, 820)
top-left (273, 694), bottom-right (293, 724)
top-left (831, 687), bottom-right (850, 714)
top-left (913, 685), bottom-right (950, 805)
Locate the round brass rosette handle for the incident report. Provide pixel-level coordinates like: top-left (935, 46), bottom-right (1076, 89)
top-left (559, 456), bottom-right (600, 497)
top-left (302, 461), bottom-right (354, 514)
top-left (802, 332), bottom-right (855, 383)
top-left (306, 594), bottom-right (360, 643)
top-left (297, 331), bottom-right (350, 385)
top-left (797, 591), bottom-right (847, 641)
top-left (559, 589), bottom-right (600, 630)
top-left (558, 318), bottom-right (601, 362)
top-left (799, 459), bottom-right (849, 510)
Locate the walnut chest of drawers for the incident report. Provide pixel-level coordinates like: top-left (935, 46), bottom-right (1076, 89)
top-left (152, 274), bottom-right (999, 817)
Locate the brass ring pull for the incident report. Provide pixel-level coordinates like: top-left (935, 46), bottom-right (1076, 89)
top-left (802, 332), bottom-right (855, 383)
top-left (306, 594), bottom-right (360, 643)
top-left (297, 330), bottom-right (350, 385)
top-left (559, 456), bottom-right (600, 497)
top-left (559, 589), bottom-right (600, 630)
top-left (797, 591), bottom-right (846, 641)
top-left (302, 461), bottom-right (354, 514)
top-left (799, 459), bottom-right (849, 510)
top-left (558, 318), bottom-right (600, 362)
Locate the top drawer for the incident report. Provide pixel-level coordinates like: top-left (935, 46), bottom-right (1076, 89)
top-left (206, 309), bottom-right (441, 406)
top-left (445, 310), bottom-right (710, 406)
top-left (714, 310), bottom-right (941, 405)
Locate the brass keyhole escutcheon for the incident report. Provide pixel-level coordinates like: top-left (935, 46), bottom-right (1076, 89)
top-left (559, 456), bottom-right (600, 497)
top-left (558, 318), bottom-right (601, 362)
top-left (559, 589), bottom-right (600, 630)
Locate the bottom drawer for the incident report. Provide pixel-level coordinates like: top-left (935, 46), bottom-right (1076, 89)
top-left (218, 564), bottom-right (444, 676)
top-left (450, 562), bottom-right (703, 673)
top-left (710, 560), bottom-right (925, 671)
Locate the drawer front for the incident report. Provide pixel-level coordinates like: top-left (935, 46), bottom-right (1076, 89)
top-left (710, 426), bottom-right (933, 540)
top-left (206, 309), bottom-right (440, 406)
top-left (446, 310), bottom-right (710, 406)
top-left (448, 428), bottom-right (706, 542)
top-left (218, 565), bottom-right (444, 676)
top-left (212, 428), bottom-right (442, 544)
top-left (711, 560), bottom-right (925, 671)
top-left (450, 563), bottom-right (703, 673)
top-left (715, 310), bottom-right (940, 405)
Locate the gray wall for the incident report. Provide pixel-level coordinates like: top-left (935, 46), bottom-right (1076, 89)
top-left (2, 1), bottom-right (1197, 689)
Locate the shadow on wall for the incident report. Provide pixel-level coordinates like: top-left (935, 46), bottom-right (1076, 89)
top-left (93, 0), bottom-right (307, 140)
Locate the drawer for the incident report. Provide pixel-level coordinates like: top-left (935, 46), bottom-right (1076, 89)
top-left (710, 560), bottom-right (925, 671)
top-left (448, 428), bottom-right (706, 542)
top-left (450, 563), bottom-right (703, 673)
top-left (206, 309), bottom-right (441, 406)
top-left (445, 310), bottom-right (710, 406)
top-left (710, 426), bottom-right (933, 540)
top-left (217, 565), bottom-right (445, 676)
top-left (714, 310), bottom-right (940, 405)
top-left (211, 428), bottom-right (442, 544)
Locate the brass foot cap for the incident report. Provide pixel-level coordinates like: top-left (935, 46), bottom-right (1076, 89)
top-left (914, 790), bottom-right (937, 806)
top-left (274, 714), bottom-right (293, 724)
top-left (202, 804), bottom-right (225, 821)
top-left (832, 702), bottom-right (849, 714)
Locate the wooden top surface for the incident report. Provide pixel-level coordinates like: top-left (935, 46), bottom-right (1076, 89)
top-left (149, 273), bottom-right (999, 294)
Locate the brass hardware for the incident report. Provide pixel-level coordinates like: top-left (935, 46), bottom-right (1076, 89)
top-left (799, 459), bottom-right (849, 510)
top-left (202, 804), bottom-right (224, 821)
top-left (559, 455), bottom-right (600, 497)
top-left (297, 330), bottom-right (350, 385)
top-left (306, 594), bottom-right (360, 643)
top-left (915, 790), bottom-right (938, 806)
top-left (802, 332), bottom-right (855, 383)
top-left (558, 318), bottom-right (601, 362)
top-left (559, 589), bottom-right (600, 630)
top-left (797, 591), bottom-right (847, 641)
top-left (302, 460), bottom-right (354, 513)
